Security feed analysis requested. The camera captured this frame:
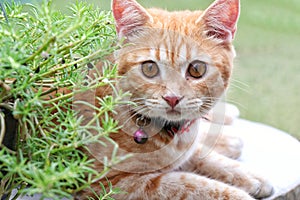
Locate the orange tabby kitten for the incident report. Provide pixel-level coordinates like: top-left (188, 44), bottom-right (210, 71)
top-left (75, 0), bottom-right (273, 199)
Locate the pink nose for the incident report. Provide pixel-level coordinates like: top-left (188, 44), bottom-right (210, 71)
top-left (162, 96), bottom-right (183, 109)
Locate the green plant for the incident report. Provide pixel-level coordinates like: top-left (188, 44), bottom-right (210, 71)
top-left (0, 1), bottom-right (127, 199)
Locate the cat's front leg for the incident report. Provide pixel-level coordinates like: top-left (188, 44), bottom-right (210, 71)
top-left (86, 172), bottom-right (254, 200)
top-left (181, 150), bottom-right (273, 199)
top-left (76, 172), bottom-right (253, 199)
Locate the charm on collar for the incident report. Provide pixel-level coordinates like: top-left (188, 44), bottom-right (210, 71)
top-left (133, 128), bottom-right (148, 144)
top-left (133, 116), bottom-right (148, 144)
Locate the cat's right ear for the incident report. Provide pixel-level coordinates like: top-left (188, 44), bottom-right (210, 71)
top-left (112, 0), bottom-right (153, 39)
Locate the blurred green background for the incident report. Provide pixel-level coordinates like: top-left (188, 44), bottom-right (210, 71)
top-left (8, 0), bottom-right (300, 139)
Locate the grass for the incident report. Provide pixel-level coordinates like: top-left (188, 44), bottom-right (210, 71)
top-left (25, 0), bottom-right (300, 139)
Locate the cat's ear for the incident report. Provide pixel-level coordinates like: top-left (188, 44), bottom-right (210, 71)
top-left (197, 0), bottom-right (240, 42)
top-left (112, 0), bottom-right (153, 39)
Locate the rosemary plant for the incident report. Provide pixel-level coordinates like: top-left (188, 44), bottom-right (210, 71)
top-left (0, 1), bottom-right (126, 199)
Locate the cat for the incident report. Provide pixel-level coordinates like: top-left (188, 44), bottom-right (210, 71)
top-left (75, 0), bottom-right (274, 199)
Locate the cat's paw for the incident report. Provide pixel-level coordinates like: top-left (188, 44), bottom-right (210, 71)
top-left (251, 176), bottom-right (274, 199)
top-left (194, 152), bottom-right (274, 199)
top-left (238, 172), bottom-right (274, 199)
top-left (214, 133), bottom-right (244, 159)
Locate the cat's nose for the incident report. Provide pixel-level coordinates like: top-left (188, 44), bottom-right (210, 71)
top-left (162, 96), bottom-right (184, 109)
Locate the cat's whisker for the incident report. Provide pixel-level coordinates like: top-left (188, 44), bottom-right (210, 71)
top-left (185, 106), bottom-right (207, 119)
top-left (145, 99), bottom-right (160, 104)
top-left (130, 104), bottom-right (148, 112)
top-left (120, 114), bottom-right (139, 126)
top-left (200, 96), bottom-right (245, 112)
top-left (200, 96), bottom-right (222, 101)
top-left (146, 105), bottom-right (166, 110)
top-left (115, 98), bottom-right (164, 122)
top-left (115, 109), bottom-right (132, 120)
top-left (229, 79), bottom-right (250, 94)
top-left (133, 106), bottom-right (149, 113)
top-left (145, 99), bottom-right (168, 111)
top-left (116, 103), bottom-right (147, 116)
top-left (230, 84), bottom-right (250, 94)
top-left (119, 107), bottom-right (150, 125)
top-left (225, 98), bottom-right (246, 111)
top-left (230, 78), bottom-right (249, 88)
top-left (131, 97), bottom-right (147, 102)
top-left (186, 98), bottom-right (204, 105)
top-left (114, 103), bottom-right (145, 112)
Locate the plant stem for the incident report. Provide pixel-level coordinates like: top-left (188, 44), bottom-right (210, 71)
top-left (37, 47), bottom-right (113, 79)
top-left (21, 36), bottom-right (56, 65)
top-left (0, 112), bottom-right (6, 146)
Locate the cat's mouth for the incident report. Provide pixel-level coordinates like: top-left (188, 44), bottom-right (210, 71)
top-left (166, 109), bottom-right (181, 115)
top-left (162, 119), bottom-right (189, 137)
top-left (132, 111), bottom-right (191, 137)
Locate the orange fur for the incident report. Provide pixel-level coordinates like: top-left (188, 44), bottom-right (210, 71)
top-left (75, 0), bottom-right (273, 199)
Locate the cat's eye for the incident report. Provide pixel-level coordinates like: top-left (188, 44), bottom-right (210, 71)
top-left (141, 61), bottom-right (159, 78)
top-left (187, 60), bottom-right (207, 79)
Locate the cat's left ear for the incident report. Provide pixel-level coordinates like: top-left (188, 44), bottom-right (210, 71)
top-left (112, 0), bottom-right (153, 39)
top-left (197, 0), bottom-right (240, 42)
